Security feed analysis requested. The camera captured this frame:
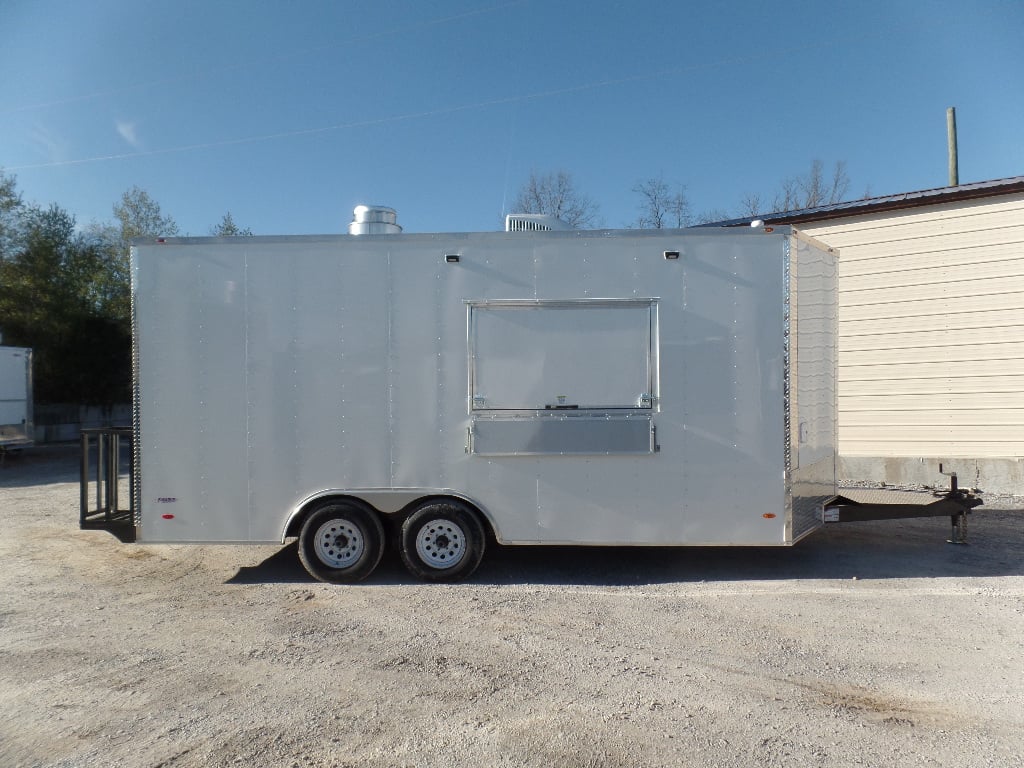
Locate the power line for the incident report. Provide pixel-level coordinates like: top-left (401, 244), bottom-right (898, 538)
top-left (9, 3), bottom-right (1005, 173)
top-left (7, 43), bottom-right (837, 172)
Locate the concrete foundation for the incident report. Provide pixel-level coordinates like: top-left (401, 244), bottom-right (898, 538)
top-left (839, 456), bottom-right (1024, 497)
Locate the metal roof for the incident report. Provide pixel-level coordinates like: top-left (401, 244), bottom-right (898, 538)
top-left (700, 175), bottom-right (1024, 228)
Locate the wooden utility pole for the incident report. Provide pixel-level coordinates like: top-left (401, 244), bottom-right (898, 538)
top-left (947, 107), bottom-right (959, 186)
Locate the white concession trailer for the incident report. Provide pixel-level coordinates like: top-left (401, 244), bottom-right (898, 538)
top-left (79, 223), bottom-right (979, 582)
top-left (0, 346), bottom-right (33, 450)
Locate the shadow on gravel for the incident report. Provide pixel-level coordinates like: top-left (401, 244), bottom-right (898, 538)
top-left (1, 442), bottom-right (133, 490)
top-left (0, 444), bottom-right (85, 487)
top-left (229, 542), bottom-right (308, 584)
top-left (228, 511), bottom-right (1024, 586)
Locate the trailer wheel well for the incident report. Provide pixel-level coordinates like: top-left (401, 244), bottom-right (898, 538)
top-left (284, 494), bottom-right (496, 543)
top-left (395, 495), bottom-right (496, 544)
top-left (285, 495), bottom-right (378, 540)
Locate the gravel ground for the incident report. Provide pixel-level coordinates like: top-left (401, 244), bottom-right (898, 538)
top-left (1, 444), bottom-right (1022, 768)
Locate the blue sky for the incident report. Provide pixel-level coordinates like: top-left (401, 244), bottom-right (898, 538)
top-left (2, 0), bottom-right (1022, 236)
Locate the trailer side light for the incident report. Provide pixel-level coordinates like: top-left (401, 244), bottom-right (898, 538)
top-left (445, 254), bottom-right (460, 263)
top-left (762, 513), bottom-right (776, 519)
top-left (161, 514), bottom-right (175, 519)
top-left (664, 250), bottom-right (680, 260)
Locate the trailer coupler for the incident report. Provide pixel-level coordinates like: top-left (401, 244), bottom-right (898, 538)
top-left (823, 466), bottom-right (982, 544)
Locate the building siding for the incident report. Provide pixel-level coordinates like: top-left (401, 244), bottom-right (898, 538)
top-left (798, 192), bottom-right (1024, 460)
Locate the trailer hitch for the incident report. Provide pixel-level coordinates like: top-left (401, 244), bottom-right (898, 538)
top-left (823, 465), bottom-right (983, 544)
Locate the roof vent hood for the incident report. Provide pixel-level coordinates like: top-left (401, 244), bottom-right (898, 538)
top-left (505, 213), bottom-right (573, 232)
top-left (349, 205), bottom-right (402, 235)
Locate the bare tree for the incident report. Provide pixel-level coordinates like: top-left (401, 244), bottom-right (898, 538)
top-left (511, 170), bottom-right (600, 228)
top-left (742, 160), bottom-right (852, 216)
top-left (783, 159), bottom-right (849, 211)
top-left (737, 192), bottom-right (764, 219)
top-left (632, 176), bottom-right (691, 228)
top-left (693, 208), bottom-right (735, 225)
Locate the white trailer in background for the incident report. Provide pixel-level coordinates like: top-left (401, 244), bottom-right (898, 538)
top-left (0, 346), bottom-right (33, 450)
top-left (80, 221), bottom-right (980, 582)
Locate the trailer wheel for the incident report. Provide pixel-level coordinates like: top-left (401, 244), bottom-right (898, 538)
top-left (298, 501), bottom-right (385, 584)
top-left (400, 500), bottom-right (486, 583)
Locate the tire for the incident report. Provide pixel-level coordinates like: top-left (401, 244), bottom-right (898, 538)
top-left (399, 500), bottom-right (486, 583)
top-left (297, 500), bottom-right (385, 584)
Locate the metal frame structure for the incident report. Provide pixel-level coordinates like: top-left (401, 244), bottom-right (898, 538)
top-left (80, 427), bottom-right (135, 541)
top-left (824, 468), bottom-right (983, 544)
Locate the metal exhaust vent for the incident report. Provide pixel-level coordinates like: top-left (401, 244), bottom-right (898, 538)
top-left (349, 205), bottom-right (402, 235)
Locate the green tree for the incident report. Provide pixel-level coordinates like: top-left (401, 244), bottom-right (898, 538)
top-left (0, 169), bottom-right (24, 260)
top-left (113, 185), bottom-right (179, 243)
top-left (85, 186), bottom-right (179, 323)
top-left (211, 211), bottom-right (253, 236)
top-left (87, 185), bottom-right (179, 259)
top-left (0, 201), bottom-right (130, 404)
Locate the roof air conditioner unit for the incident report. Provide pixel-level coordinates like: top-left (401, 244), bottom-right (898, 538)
top-left (504, 213), bottom-right (573, 232)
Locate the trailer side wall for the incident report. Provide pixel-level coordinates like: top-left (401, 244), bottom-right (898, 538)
top-left (133, 228), bottom-right (833, 546)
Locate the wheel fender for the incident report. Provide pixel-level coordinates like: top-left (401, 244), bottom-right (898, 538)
top-left (280, 489), bottom-right (499, 543)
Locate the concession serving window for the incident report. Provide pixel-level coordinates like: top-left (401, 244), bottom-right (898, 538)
top-left (467, 299), bottom-right (659, 455)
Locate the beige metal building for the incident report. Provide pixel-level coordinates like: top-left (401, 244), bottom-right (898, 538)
top-left (717, 176), bottom-right (1024, 494)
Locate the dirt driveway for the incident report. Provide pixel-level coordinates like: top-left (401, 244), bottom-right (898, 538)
top-left (2, 445), bottom-right (1022, 767)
